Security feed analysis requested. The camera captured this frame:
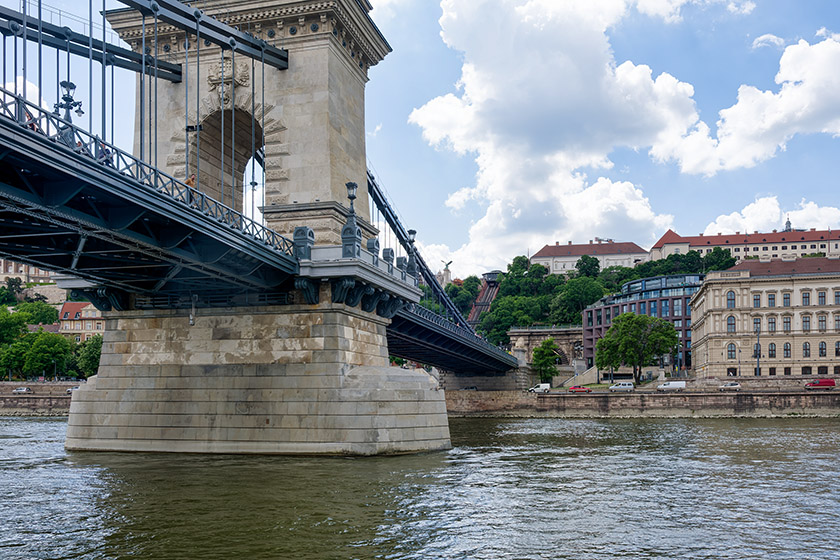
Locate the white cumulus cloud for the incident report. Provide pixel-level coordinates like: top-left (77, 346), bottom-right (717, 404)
top-left (751, 33), bottom-right (785, 50)
top-left (704, 196), bottom-right (840, 235)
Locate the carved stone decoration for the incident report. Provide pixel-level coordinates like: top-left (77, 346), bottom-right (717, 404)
top-left (361, 288), bottom-right (387, 313)
top-left (345, 282), bottom-right (374, 308)
top-left (331, 277), bottom-right (355, 304)
top-left (377, 294), bottom-right (407, 319)
top-left (293, 226), bottom-right (315, 260)
top-left (208, 57), bottom-right (251, 106)
top-left (294, 277), bottom-right (320, 304)
top-left (71, 287), bottom-right (129, 312)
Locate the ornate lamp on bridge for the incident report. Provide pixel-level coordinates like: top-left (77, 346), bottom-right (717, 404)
top-left (53, 80), bottom-right (83, 146)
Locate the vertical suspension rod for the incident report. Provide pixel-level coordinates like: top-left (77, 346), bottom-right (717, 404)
top-left (230, 42), bottom-right (236, 208)
top-left (195, 13), bottom-right (201, 190)
top-left (139, 14), bottom-right (145, 161)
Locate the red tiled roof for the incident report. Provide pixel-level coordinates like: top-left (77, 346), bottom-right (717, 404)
top-left (727, 257), bottom-right (840, 276)
top-left (652, 228), bottom-right (840, 249)
top-left (532, 241), bottom-right (647, 258)
top-left (59, 301), bottom-right (91, 320)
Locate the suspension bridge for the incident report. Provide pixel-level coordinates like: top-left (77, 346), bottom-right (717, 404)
top-left (0, 0), bottom-right (517, 455)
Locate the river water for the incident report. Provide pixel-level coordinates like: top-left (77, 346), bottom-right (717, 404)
top-left (1, 416), bottom-right (838, 560)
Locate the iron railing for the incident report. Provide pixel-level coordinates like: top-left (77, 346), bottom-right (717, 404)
top-left (0, 88), bottom-right (295, 258)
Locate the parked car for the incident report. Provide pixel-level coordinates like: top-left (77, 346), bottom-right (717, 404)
top-left (11, 387), bottom-right (31, 394)
top-left (656, 381), bottom-right (686, 392)
top-left (804, 379), bottom-right (835, 390)
top-left (568, 385), bottom-right (591, 393)
top-left (66, 386), bottom-right (80, 394)
top-left (528, 383), bottom-right (551, 393)
top-left (609, 382), bottom-right (634, 392)
top-left (718, 381), bottom-right (742, 392)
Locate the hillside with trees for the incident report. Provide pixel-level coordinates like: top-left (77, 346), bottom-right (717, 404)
top-left (475, 248), bottom-right (736, 345)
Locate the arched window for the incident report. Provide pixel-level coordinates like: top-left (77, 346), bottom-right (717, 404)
top-left (727, 316), bottom-right (736, 333)
top-left (784, 343), bottom-right (791, 358)
top-left (768, 343), bottom-right (776, 358)
top-left (727, 343), bottom-right (736, 359)
top-left (819, 342), bottom-right (827, 357)
top-left (727, 291), bottom-right (736, 309)
top-left (803, 342), bottom-right (811, 358)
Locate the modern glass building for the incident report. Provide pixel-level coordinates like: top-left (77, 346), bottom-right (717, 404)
top-left (583, 274), bottom-right (705, 370)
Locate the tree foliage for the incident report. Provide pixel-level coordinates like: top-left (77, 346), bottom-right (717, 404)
top-left (14, 301), bottom-right (58, 325)
top-left (595, 313), bottom-right (679, 384)
top-left (76, 335), bottom-right (103, 377)
top-left (531, 338), bottom-right (560, 382)
top-left (575, 255), bottom-right (600, 278)
top-left (444, 275), bottom-right (481, 316)
top-left (0, 308), bottom-right (28, 345)
top-left (22, 331), bottom-right (74, 377)
top-left (549, 277), bottom-right (604, 324)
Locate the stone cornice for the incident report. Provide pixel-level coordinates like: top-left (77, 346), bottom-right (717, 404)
top-left (107, 0), bottom-right (391, 74)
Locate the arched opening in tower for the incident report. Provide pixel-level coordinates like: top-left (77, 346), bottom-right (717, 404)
top-left (188, 107), bottom-right (264, 216)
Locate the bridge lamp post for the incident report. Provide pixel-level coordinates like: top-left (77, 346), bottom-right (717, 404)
top-left (54, 80), bottom-right (84, 146)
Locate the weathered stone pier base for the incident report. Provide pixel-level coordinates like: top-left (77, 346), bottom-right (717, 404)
top-left (66, 292), bottom-right (451, 455)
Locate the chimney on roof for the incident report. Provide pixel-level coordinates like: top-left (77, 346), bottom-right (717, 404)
top-left (699, 233), bottom-right (703, 236)
top-left (589, 240), bottom-right (593, 244)
top-left (735, 231), bottom-right (740, 235)
top-left (597, 239), bottom-right (602, 244)
top-left (754, 231), bottom-right (758, 234)
top-left (717, 232), bottom-right (721, 235)
top-left (811, 228), bottom-right (816, 231)
top-left (568, 241), bottom-right (572, 245)
top-left (773, 229), bottom-right (777, 233)
top-left (555, 241), bottom-right (559, 246)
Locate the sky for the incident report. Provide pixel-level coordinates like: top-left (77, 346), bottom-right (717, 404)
top-left (364, 0), bottom-right (840, 278)
top-left (3, 1), bottom-right (840, 279)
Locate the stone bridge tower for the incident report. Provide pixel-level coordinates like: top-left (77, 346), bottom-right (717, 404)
top-left (65, 1), bottom-right (451, 456)
top-left (107, 0), bottom-right (389, 244)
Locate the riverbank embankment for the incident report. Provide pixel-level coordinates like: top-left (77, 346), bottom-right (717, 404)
top-left (446, 390), bottom-right (840, 418)
top-left (0, 382), bottom-right (77, 416)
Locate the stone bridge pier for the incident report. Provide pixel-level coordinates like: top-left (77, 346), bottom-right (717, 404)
top-left (65, 0), bottom-right (450, 455)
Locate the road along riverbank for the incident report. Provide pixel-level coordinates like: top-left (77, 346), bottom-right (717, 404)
top-left (446, 390), bottom-right (840, 418)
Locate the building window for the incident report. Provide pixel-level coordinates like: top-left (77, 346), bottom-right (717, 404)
top-left (74, 335), bottom-right (81, 343)
top-left (836, 315), bottom-right (840, 331)
top-left (803, 292), bottom-right (811, 306)
top-left (835, 366), bottom-right (840, 375)
top-left (727, 291), bottom-right (736, 309)
top-left (802, 366), bottom-right (812, 375)
top-left (673, 299), bottom-right (682, 316)
top-left (727, 316), bottom-right (736, 333)
top-left (727, 343), bottom-right (737, 359)
top-left (835, 291), bottom-right (840, 305)
top-left (753, 318), bottom-right (761, 333)
top-left (753, 294), bottom-right (760, 308)
top-left (818, 366), bottom-right (828, 375)
top-left (783, 317), bottom-right (791, 332)
top-left (803, 342), bottom-right (811, 358)
top-left (661, 300), bottom-right (670, 318)
top-left (803, 316), bottom-right (811, 332)
top-left (753, 343), bottom-right (760, 358)
top-left (650, 301), bottom-right (657, 317)
top-left (819, 315), bottom-right (826, 331)
top-left (768, 343), bottom-right (776, 358)
top-left (784, 343), bottom-right (791, 358)
top-left (768, 317), bottom-right (776, 332)
top-left (638, 302), bottom-right (645, 315)
top-left (819, 291), bottom-right (826, 305)
top-left (769, 367), bottom-right (776, 376)
top-left (836, 341), bottom-right (840, 357)
top-left (819, 341), bottom-right (827, 357)
top-left (791, 245), bottom-right (797, 250)
top-left (783, 293), bottom-right (791, 307)
top-left (96, 322), bottom-right (102, 330)
top-left (768, 294), bottom-right (776, 307)
top-left (587, 312), bottom-right (593, 327)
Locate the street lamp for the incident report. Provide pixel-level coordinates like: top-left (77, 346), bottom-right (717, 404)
top-left (54, 80), bottom-right (83, 146)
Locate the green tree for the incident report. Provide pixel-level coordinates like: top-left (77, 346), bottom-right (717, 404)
top-left (0, 339), bottom-right (31, 379)
top-left (22, 331), bottom-right (74, 378)
top-left (0, 308), bottom-right (28, 345)
top-left (444, 275), bottom-right (482, 316)
top-left (703, 247), bottom-right (736, 272)
top-left (549, 276), bottom-right (604, 324)
top-left (597, 265), bottom-right (637, 293)
top-left (0, 286), bottom-right (16, 306)
top-left (478, 295), bottom-right (545, 345)
top-left (575, 255), bottom-right (600, 278)
top-left (76, 334), bottom-right (103, 378)
top-left (595, 313), bottom-right (678, 384)
top-left (14, 301), bottom-right (58, 325)
top-left (531, 338), bottom-right (560, 382)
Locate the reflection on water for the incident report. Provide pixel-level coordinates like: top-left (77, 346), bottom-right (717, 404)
top-left (1, 416), bottom-right (838, 559)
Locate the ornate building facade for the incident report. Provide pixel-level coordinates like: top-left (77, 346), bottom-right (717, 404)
top-left (690, 258), bottom-right (840, 378)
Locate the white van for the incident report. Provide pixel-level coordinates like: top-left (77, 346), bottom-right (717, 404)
top-left (528, 383), bottom-right (551, 393)
top-left (609, 382), bottom-right (634, 392)
top-left (656, 381), bottom-right (686, 392)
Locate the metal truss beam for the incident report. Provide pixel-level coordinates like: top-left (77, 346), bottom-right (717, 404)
top-left (0, 6), bottom-right (182, 82)
top-left (118, 0), bottom-right (288, 70)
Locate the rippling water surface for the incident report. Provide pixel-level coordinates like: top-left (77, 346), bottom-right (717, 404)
top-left (1, 416), bottom-right (838, 559)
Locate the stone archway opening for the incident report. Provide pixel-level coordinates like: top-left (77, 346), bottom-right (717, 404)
top-left (188, 107), bottom-right (264, 214)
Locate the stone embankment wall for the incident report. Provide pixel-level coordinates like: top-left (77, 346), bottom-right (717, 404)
top-left (446, 390), bottom-right (840, 418)
top-left (0, 382), bottom-right (78, 415)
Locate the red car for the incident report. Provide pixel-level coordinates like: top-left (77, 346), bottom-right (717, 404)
top-left (568, 385), bottom-right (591, 393)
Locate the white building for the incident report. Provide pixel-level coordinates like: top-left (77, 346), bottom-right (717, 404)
top-left (531, 239), bottom-right (648, 274)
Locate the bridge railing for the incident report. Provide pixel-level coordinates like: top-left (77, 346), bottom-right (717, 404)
top-left (404, 303), bottom-right (515, 362)
top-left (0, 88), bottom-right (295, 258)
